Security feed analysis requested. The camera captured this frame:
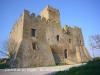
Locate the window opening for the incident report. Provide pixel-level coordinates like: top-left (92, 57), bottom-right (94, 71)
top-left (56, 35), bottom-right (59, 41)
top-left (69, 39), bottom-right (71, 43)
top-left (32, 43), bottom-right (36, 50)
top-left (64, 49), bottom-right (67, 58)
top-left (32, 29), bottom-right (36, 36)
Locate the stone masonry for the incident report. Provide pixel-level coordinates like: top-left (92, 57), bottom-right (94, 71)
top-left (7, 5), bottom-right (92, 68)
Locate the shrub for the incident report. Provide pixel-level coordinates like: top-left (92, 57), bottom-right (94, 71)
top-left (0, 62), bottom-right (10, 69)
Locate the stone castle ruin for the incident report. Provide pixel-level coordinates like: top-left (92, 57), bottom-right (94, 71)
top-left (7, 5), bottom-right (92, 68)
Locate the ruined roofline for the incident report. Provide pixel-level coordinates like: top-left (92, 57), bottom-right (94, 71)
top-left (63, 25), bottom-right (81, 30)
top-left (42, 5), bottom-right (60, 14)
top-left (23, 9), bottom-right (60, 25)
top-left (12, 9), bottom-right (81, 34)
top-left (47, 5), bottom-right (59, 12)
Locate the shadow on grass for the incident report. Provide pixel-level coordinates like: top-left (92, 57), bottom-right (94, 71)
top-left (44, 71), bottom-right (57, 75)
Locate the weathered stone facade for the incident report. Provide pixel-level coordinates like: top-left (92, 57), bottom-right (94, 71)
top-left (7, 5), bottom-right (92, 68)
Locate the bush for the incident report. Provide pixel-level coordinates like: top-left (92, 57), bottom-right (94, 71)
top-left (93, 57), bottom-right (99, 60)
top-left (56, 63), bottom-right (68, 66)
top-left (0, 62), bottom-right (10, 69)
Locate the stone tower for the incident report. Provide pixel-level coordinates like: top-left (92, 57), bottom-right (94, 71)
top-left (40, 5), bottom-right (60, 23)
top-left (7, 5), bottom-right (92, 68)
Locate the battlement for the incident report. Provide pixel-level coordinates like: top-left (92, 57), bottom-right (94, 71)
top-left (31, 13), bottom-right (35, 17)
top-left (63, 25), bottom-right (82, 35)
top-left (73, 26), bottom-right (81, 30)
top-left (63, 25), bottom-right (81, 30)
top-left (23, 9), bottom-right (30, 15)
top-left (23, 9), bottom-right (60, 25)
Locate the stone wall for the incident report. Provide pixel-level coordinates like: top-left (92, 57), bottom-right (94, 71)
top-left (76, 46), bottom-right (92, 62)
top-left (12, 10), bottom-right (55, 67)
top-left (7, 12), bottom-right (24, 67)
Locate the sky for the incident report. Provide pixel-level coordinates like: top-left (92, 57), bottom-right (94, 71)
top-left (0, 0), bottom-right (100, 58)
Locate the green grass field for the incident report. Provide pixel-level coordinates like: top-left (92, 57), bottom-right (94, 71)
top-left (54, 59), bottom-right (100, 75)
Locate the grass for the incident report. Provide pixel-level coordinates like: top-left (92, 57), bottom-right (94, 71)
top-left (56, 63), bottom-right (68, 65)
top-left (0, 62), bottom-right (10, 69)
top-left (45, 63), bottom-right (70, 68)
top-left (53, 59), bottom-right (100, 75)
top-left (29, 63), bottom-right (69, 68)
top-left (48, 63), bottom-right (68, 67)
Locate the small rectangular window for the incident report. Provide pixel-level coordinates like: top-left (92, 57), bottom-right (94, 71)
top-left (69, 39), bottom-right (71, 43)
top-left (31, 29), bottom-right (36, 36)
top-left (80, 41), bottom-right (81, 45)
top-left (57, 35), bottom-right (59, 41)
top-left (64, 49), bottom-right (67, 58)
top-left (32, 43), bottom-right (36, 50)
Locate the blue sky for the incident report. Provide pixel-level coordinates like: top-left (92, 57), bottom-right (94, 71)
top-left (0, 0), bottom-right (100, 58)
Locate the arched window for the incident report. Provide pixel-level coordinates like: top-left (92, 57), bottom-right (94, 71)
top-left (64, 49), bottom-right (67, 58)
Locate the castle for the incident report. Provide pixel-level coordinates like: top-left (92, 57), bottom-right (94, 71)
top-left (7, 5), bottom-right (92, 68)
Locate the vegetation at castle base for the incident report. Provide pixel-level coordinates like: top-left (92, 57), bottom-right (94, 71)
top-left (0, 62), bottom-right (10, 69)
top-left (47, 63), bottom-right (70, 67)
top-left (53, 59), bottom-right (100, 75)
top-left (55, 63), bottom-right (68, 65)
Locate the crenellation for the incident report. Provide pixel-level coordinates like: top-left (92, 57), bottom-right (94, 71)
top-left (73, 26), bottom-right (80, 30)
top-left (68, 26), bottom-right (72, 29)
top-left (51, 21), bottom-right (58, 25)
top-left (46, 19), bottom-right (51, 24)
top-left (52, 21), bottom-right (55, 25)
top-left (73, 26), bottom-right (77, 28)
top-left (63, 25), bottom-right (73, 35)
top-left (24, 9), bottom-right (30, 15)
top-left (31, 13), bottom-right (35, 17)
top-left (46, 19), bottom-right (49, 22)
top-left (41, 17), bottom-right (46, 22)
top-left (65, 25), bottom-right (68, 27)
top-left (36, 15), bottom-right (41, 20)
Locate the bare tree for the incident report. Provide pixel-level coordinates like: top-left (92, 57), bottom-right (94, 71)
top-left (0, 38), bottom-right (9, 57)
top-left (0, 38), bottom-right (17, 58)
top-left (89, 35), bottom-right (100, 57)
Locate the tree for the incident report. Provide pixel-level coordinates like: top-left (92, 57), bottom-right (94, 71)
top-left (0, 38), bottom-right (9, 58)
top-left (0, 38), bottom-right (17, 58)
top-left (89, 35), bottom-right (100, 57)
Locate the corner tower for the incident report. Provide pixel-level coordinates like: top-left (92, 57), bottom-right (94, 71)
top-left (40, 5), bottom-right (60, 23)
